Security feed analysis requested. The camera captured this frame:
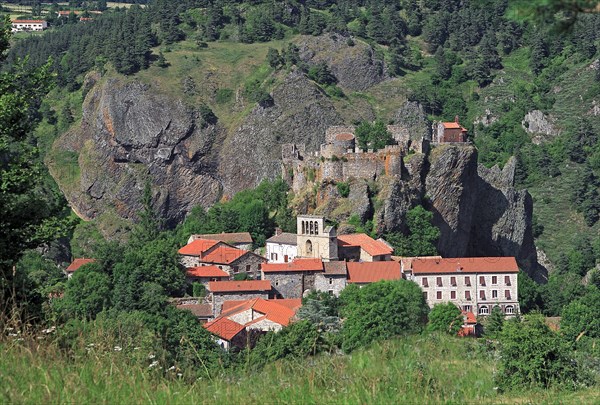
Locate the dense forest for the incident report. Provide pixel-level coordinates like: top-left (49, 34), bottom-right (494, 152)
top-left (1, 0), bottom-right (600, 401)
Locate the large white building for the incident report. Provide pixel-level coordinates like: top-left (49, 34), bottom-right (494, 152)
top-left (402, 257), bottom-right (520, 316)
top-left (265, 229), bottom-right (297, 263)
top-left (11, 20), bottom-right (47, 32)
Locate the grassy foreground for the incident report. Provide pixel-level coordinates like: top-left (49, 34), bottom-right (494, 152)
top-left (1, 334), bottom-right (598, 404)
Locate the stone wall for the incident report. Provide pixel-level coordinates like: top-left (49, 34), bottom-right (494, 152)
top-left (212, 292), bottom-right (269, 316)
top-left (314, 274), bottom-right (346, 297)
top-left (263, 272), bottom-right (318, 299)
top-left (231, 253), bottom-right (266, 280)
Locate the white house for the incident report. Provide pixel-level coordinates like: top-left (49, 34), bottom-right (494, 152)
top-left (11, 20), bottom-right (47, 32)
top-left (265, 229), bottom-right (297, 263)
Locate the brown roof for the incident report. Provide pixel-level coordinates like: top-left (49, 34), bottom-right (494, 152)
top-left (323, 261), bottom-right (347, 275)
top-left (346, 261), bottom-right (401, 284)
top-left (262, 258), bottom-right (323, 273)
top-left (178, 239), bottom-right (220, 256)
top-left (191, 232), bottom-right (253, 244)
top-left (335, 133), bottom-right (355, 141)
top-left (66, 258), bottom-right (95, 272)
top-left (208, 280), bottom-right (271, 293)
top-left (204, 317), bottom-right (245, 341)
top-left (411, 257), bottom-right (519, 274)
top-left (177, 303), bottom-right (213, 318)
top-left (337, 234), bottom-right (393, 256)
top-left (266, 232), bottom-right (297, 245)
top-left (186, 266), bottom-right (229, 278)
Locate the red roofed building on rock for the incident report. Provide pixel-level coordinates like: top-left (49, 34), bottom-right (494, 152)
top-left (433, 116), bottom-right (468, 143)
top-left (402, 257), bottom-right (520, 316)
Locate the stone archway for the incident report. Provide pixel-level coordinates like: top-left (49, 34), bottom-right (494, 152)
top-left (306, 239), bottom-right (313, 255)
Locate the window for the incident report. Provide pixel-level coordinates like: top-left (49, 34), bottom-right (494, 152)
top-left (436, 277), bottom-right (443, 287)
top-left (465, 276), bottom-right (471, 286)
top-left (329, 277), bottom-right (333, 285)
top-left (505, 290), bottom-right (511, 299)
top-left (275, 281), bottom-right (279, 286)
top-left (479, 305), bottom-right (489, 315)
top-left (505, 276), bottom-right (511, 286)
top-left (492, 290), bottom-right (498, 299)
top-left (423, 292), bottom-right (428, 300)
top-left (465, 291), bottom-right (471, 300)
top-left (306, 240), bottom-right (313, 255)
top-left (492, 276), bottom-right (497, 285)
top-left (463, 305), bottom-right (472, 312)
top-left (436, 291), bottom-right (442, 300)
top-left (505, 305), bottom-right (514, 315)
top-left (328, 289), bottom-right (334, 296)
top-left (315, 221), bottom-right (319, 235)
top-left (450, 291), bottom-right (456, 299)
top-left (450, 276), bottom-right (457, 286)
top-left (246, 265), bottom-right (251, 272)
top-left (233, 266), bottom-right (238, 273)
top-left (422, 278), bottom-right (428, 287)
top-left (479, 290), bottom-right (485, 300)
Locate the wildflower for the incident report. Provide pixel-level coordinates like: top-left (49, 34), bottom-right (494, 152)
top-left (148, 354), bottom-right (155, 359)
top-left (168, 366), bottom-right (176, 371)
top-left (149, 360), bottom-right (159, 369)
top-left (114, 346), bottom-right (122, 352)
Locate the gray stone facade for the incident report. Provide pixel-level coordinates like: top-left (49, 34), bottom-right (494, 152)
top-left (263, 271), bottom-right (318, 299)
top-left (228, 253), bottom-right (266, 280)
top-left (315, 273), bottom-right (346, 297)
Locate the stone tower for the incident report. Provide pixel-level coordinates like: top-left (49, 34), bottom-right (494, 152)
top-left (296, 215), bottom-right (338, 261)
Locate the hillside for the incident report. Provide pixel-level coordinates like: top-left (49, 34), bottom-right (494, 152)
top-left (2, 333), bottom-right (599, 404)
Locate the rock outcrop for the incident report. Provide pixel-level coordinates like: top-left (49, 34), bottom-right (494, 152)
top-left (522, 110), bottom-right (561, 144)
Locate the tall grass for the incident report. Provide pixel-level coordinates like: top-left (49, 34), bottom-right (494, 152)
top-left (2, 333), bottom-right (598, 404)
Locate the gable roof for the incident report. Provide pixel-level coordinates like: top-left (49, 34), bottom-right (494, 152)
top-left (177, 303), bottom-right (213, 318)
top-left (323, 261), bottom-right (347, 275)
top-left (186, 265), bottom-right (229, 278)
top-left (178, 239), bottom-right (220, 256)
top-left (337, 234), bottom-right (393, 256)
top-left (208, 280), bottom-right (271, 293)
top-left (411, 257), bottom-right (519, 274)
top-left (346, 261), bottom-right (401, 284)
top-left (266, 232), bottom-right (297, 245)
top-left (261, 258), bottom-right (323, 273)
top-left (220, 298), bottom-right (299, 327)
top-left (442, 122), bottom-right (468, 131)
top-left (222, 298), bottom-right (302, 313)
top-left (203, 317), bottom-right (245, 341)
top-left (201, 245), bottom-right (254, 264)
top-left (190, 232), bottom-right (253, 244)
top-left (66, 258), bottom-right (96, 272)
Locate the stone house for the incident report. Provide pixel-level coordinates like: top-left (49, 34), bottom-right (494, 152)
top-left (65, 258), bottom-right (96, 279)
top-left (266, 229), bottom-right (297, 263)
top-left (315, 261), bottom-right (347, 296)
top-left (404, 257), bottom-right (520, 316)
top-left (296, 215), bottom-right (338, 261)
top-left (203, 317), bottom-right (247, 350)
top-left (176, 302), bottom-right (214, 324)
top-left (433, 116), bottom-right (468, 143)
top-left (178, 238), bottom-right (228, 268)
top-left (188, 232), bottom-right (254, 251)
top-left (208, 280), bottom-right (272, 316)
top-left (186, 265), bottom-right (229, 287)
top-left (346, 261), bottom-right (402, 286)
top-left (219, 297), bottom-right (302, 333)
top-left (199, 245), bottom-right (266, 279)
top-left (337, 234), bottom-right (393, 262)
top-left (261, 258), bottom-right (324, 299)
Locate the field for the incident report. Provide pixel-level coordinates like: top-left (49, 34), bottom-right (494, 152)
top-left (1, 333), bottom-right (598, 404)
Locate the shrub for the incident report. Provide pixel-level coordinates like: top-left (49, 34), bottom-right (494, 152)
top-left (427, 302), bottom-right (463, 335)
top-left (192, 282), bottom-right (206, 297)
top-left (336, 182), bottom-right (350, 198)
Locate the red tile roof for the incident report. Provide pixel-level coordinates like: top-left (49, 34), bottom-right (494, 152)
top-left (262, 258), bottom-right (323, 273)
top-left (463, 311), bottom-right (477, 325)
top-left (201, 245), bottom-right (252, 264)
top-left (337, 234), bottom-right (393, 256)
top-left (203, 317), bottom-right (245, 341)
top-left (220, 298), bottom-right (299, 327)
top-left (186, 265), bottom-right (229, 278)
top-left (66, 258), bottom-right (96, 272)
top-left (346, 261), bottom-right (401, 284)
top-left (178, 239), bottom-right (220, 256)
top-left (191, 232), bottom-right (253, 244)
top-left (411, 257), bottom-right (519, 274)
top-left (222, 298), bottom-right (301, 313)
top-left (208, 280), bottom-right (271, 293)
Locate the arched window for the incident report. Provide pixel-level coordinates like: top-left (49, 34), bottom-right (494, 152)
top-left (505, 305), bottom-right (514, 315)
top-left (306, 240), bottom-right (313, 255)
top-left (301, 221), bottom-right (305, 234)
top-left (314, 221), bottom-right (319, 235)
top-left (478, 305), bottom-right (489, 315)
top-left (310, 221), bottom-right (314, 235)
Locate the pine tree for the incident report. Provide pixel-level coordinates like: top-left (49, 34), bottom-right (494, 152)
top-left (485, 305), bottom-right (505, 337)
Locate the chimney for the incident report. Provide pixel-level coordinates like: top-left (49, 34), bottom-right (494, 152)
top-left (275, 227), bottom-right (283, 236)
top-left (454, 115), bottom-right (459, 124)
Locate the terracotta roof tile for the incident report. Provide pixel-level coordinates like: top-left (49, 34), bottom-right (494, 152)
top-left (346, 261), bottom-right (401, 284)
top-left (221, 298), bottom-right (301, 313)
top-left (203, 317), bottom-right (245, 341)
top-left (208, 280), bottom-right (271, 293)
top-left (186, 265), bottom-right (229, 278)
top-left (220, 298), bottom-right (299, 327)
top-left (337, 234), bottom-right (393, 256)
top-left (66, 258), bottom-right (95, 272)
top-left (262, 258), bottom-right (323, 273)
top-left (201, 246), bottom-right (253, 264)
top-left (178, 239), bottom-right (220, 256)
top-left (191, 232), bottom-right (253, 244)
top-left (411, 257), bottom-right (518, 274)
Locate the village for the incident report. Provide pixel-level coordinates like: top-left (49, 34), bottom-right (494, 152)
top-left (59, 118), bottom-right (520, 350)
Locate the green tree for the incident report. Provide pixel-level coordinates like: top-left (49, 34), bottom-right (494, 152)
top-left (427, 302), bottom-right (463, 335)
top-left (518, 271), bottom-right (543, 313)
top-left (560, 286), bottom-right (600, 342)
top-left (129, 182), bottom-right (163, 246)
top-left (266, 47), bottom-right (282, 69)
top-left (59, 263), bottom-right (112, 319)
top-left (339, 280), bottom-right (428, 352)
top-left (354, 120), bottom-right (392, 151)
top-left (497, 314), bottom-right (580, 390)
top-left (297, 291), bottom-right (341, 333)
top-left (485, 305), bottom-right (505, 338)
top-left (386, 206), bottom-right (440, 257)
